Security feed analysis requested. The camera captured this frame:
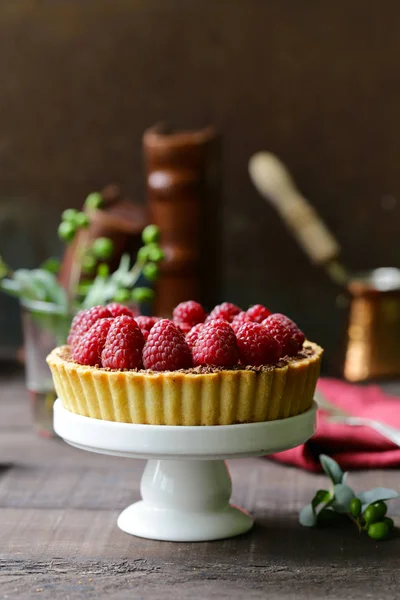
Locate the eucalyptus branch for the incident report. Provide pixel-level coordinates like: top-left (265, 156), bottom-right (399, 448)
top-left (299, 454), bottom-right (398, 541)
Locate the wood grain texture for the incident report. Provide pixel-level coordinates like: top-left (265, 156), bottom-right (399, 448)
top-left (1, 373), bottom-right (400, 598)
top-left (1, 1), bottom-right (400, 372)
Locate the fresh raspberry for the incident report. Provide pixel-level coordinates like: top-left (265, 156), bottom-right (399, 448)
top-left (67, 310), bottom-right (86, 346)
top-left (173, 300), bottom-right (207, 326)
top-left (272, 313), bottom-right (306, 350)
top-left (135, 316), bottom-right (159, 331)
top-left (176, 322), bottom-right (192, 334)
top-left (206, 302), bottom-right (241, 323)
top-left (236, 322), bottom-right (281, 366)
top-left (143, 319), bottom-right (193, 371)
top-left (192, 319), bottom-right (239, 367)
top-left (106, 302), bottom-right (135, 318)
top-left (102, 316), bottom-right (144, 369)
top-left (231, 311), bottom-right (252, 334)
top-left (72, 318), bottom-right (113, 366)
top-left (68, 306), bottom-right (112, 348)
top-left (246, 304), bottom-right (272, 323)
top-left (135, 316), bottom-right (160, 341)
top-left (186, 323), bottom-right (204, 349)
top-left (262, 313), bottom-right (305, 356)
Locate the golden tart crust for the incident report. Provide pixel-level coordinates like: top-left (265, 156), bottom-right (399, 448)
top-left (47, 341), bottom-right (323, 426)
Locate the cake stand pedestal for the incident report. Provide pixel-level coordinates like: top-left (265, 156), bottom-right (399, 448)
top-left (54, 399), bottom-right (317, 542)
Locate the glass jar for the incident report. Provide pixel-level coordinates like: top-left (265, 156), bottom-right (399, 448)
top-left (21, 299), bottom-right (72, 437)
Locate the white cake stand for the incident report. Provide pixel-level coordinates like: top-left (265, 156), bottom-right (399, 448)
top-left (53, 399), bottom-right (317, 542)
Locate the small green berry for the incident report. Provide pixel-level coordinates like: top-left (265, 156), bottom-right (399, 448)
top-left (367, 521), bottom-right (389, 541)
top-left (97, 263), bottom-right (109, 278)
top-left (41, 257), bottom-right (60, 274)
top-left (81, 255), bottom-right (97, 274)
top-left (62, 208), bottom-right (79, 222)
top-left (131, 287), bottom-right (155, 303)
top-left (92, 237), bottom-right (114, 260)
top-left (349, 498), bottom-right (362, 518)
top-left (364, 505), bottom-right (380, 525)
top-left (143, 262), bottom-right (159, 282)
top-left (58, 221), bottom-right (76, 243)
top-left (75, 212), bottom-right (90, 229)
top-left (137, 246), bottom-right (150, 263)
top-left (371, 501), bottom-right (387, 521)
top-left (147, 243), bottom-right (164, 263)
top-left (113, 288), bottom-right (130, 303)
top-left (383, 517), bottom-right (394, 531)
top-left (0, 256), bottom-right (9, 279)
top-left (77, 282), bottom-right (92, 296)
top-left (84, 192), bottom-right (103, 210)
top-left (142, 224), bottom-right (160, 245)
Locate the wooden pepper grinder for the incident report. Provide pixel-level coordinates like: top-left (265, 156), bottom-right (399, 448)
top-left (143, 124), bottom-right (222, 317)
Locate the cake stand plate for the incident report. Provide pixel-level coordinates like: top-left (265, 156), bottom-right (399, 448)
top-left (54, 399), bottom-right (317, 542)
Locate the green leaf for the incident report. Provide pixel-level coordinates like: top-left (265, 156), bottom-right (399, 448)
top-left (81, 274), bottom-right (107, 308)
top-left (332, 483), bottom-right (355, 513)
top-left (319, 454), bottom-right (344, 484)
top-left (31, 270), bottom-right (67, 307)
top-left (110, 261), bottom-right (135, 288)
top-left (357, 488), bottom-right (399, 512)
top-left (300, 490), bottom-right (331, 528)
top-left (117, 253), bottom-right (131, 274)
top-left (13, 269), bottom-right (47, 300)
top-left (312, 489), bottom-right (331, 510)
top-left (299, 504), bottom-right (317, 527)
top-left (1, 277), bottom-right (21, 297)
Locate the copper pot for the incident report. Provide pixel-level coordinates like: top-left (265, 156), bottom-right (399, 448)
top-left (344, 268), bottom-right (400, 381)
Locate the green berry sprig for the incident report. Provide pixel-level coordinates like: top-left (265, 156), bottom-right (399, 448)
top-left (0, 190), bottom-right (165, 324)
top-left (57, 192), bottom-right (164, 306)
top-left (299, 454), bottom-right (398, 541)
top-left (79, 223), bottom-right (164, 308)
top-left (58, 202), bottom-right (93, 243)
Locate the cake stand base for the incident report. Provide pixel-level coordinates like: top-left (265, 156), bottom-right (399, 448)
top-left (118, 459), bottom-right (252, 541)
top-left (54, 399), bottom-right (317, 542)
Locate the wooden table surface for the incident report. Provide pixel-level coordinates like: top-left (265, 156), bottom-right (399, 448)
top-left (2, 366), bottom-right (400, 600)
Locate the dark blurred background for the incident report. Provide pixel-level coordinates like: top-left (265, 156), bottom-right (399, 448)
top-left (1, 0), bottom-right (399, 373)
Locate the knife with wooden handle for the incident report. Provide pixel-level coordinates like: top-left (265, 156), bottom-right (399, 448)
top-left (249, 152), bottom-right (349, 285)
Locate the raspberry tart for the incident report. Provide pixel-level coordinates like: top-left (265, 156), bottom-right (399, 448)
top-left (47, 301), bottom-right (323, 426)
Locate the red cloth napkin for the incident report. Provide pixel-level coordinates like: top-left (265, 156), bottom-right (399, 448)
top-left (270, 378), bottom-right (400, 471)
